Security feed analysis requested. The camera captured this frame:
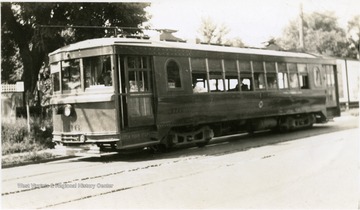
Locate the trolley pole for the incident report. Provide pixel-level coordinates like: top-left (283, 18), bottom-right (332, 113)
top-left (299, 3), bottom-right (305, 51)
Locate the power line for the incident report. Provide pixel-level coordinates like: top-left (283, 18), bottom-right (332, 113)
top-left (37, 25), bottom-right (159, 31)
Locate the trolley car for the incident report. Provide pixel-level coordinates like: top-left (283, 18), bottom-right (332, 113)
top-left (49, 37), bottom-right (340, 156)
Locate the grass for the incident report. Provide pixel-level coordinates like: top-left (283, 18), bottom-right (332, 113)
top-left (1, 151), bottom-right (56, 167)
top-left (1, 116), bottom-right (56, 167)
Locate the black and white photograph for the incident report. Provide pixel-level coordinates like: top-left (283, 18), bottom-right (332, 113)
top-left (1, 0), bottom-right (359, 209)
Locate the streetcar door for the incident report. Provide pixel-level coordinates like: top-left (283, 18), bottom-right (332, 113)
top-left (120, 56), bottom-right (154, 127)
top-left (323, 65), bottom-right (338, 107)
top-left (118, 55), bottom-right (154, 129)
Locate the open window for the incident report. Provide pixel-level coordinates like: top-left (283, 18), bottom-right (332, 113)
top-left (191, 58), bottom-right (208, 93)
top-left (288, 63), bottom-right (299, 89)
top-left (298, 64), bottom-right (309, 89)
top-left (253, 61), bottom-right (265, 90)
top-left (277, 62), bottom-right (289, 89)
top-left (265, 62), bottom-right (277, 89)
top-left (208, 59), bottom-right (224, 92)
top-left (239, 61), bottom-right (253, 91)
top-left (224, 60), bottom-right (239, 91)
top-left (192, 72), bottom-right (208, 93)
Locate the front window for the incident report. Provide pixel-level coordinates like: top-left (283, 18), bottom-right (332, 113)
top-left (83, 56), bottom-right (112, 90)
top-left (50, 62), bottom-right (61, 93)
top-left (62, 59), bottom-right (81, 92)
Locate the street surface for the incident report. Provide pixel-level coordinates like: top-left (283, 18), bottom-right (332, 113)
top-left (2, 114), bottom-right (359, 209)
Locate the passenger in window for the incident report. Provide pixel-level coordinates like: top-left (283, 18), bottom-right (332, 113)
top-left (103, 71), bottom-right (112, 86)
top-left (241, 79), bottom-right (251, 91)
top-left (193, 81), bottom-right (207, 93)
top-left (129, 81), bottom-right (138, 92)
top-left (228, 84), bottom-right (239, 92)
top-left (241, 83), bottom-right (249, 91)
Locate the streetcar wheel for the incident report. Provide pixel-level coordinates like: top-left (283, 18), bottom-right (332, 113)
top-left (149, 144), bottom-right (168, 154)
top-left (196, 138), bottom-right (210, 148)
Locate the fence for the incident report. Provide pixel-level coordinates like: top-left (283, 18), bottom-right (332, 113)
top-left (1, 82), bottom-right (24, 121)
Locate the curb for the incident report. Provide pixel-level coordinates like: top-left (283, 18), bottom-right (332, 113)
top-left (1, 155), bottom-right (75, 169)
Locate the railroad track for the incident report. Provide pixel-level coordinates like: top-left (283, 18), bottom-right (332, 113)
top-left (2, 121), bottom-right (355, 209)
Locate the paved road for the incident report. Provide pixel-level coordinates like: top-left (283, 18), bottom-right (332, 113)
top-left (2, 114), bottom-right (358, 209)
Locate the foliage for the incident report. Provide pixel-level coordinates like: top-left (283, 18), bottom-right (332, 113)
top-left (347, 15), bottom-right (360, 59)
top-left (1, 24), bottom-right (23, 83)
top-left (198, 16), bottom-right (230, 44)
top-left (1, 2), bottom-right (150, 93)
top-left (1, 116), bottom-right (54, 155)
top-left (224, 37), bottom-right (246, 48)
top-left (278, 11), bottom-right (357, 58)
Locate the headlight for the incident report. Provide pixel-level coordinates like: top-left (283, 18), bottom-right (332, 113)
top-left (64, 104), bottom-right (72, 117)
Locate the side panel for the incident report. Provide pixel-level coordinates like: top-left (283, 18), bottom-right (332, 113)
top-left (155, 90), bottom-right (326, 127)
top-left (53, 101), bottom-right (117, 134)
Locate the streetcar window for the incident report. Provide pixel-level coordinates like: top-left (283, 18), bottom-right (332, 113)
top-left (238, 61), bottom-right (253, 91)
top-left (313, 66), bottom-right (322, 87)
top-left (238, 61), bottom-right (251, 72)
top-left (224, 59), bottom-right (237, 72)
top-left (128, 56), bottom-right (148, 69)
top-left (267, 73), bottom-right (278, 89)
top-left (252, 61), bottom-right (264, 72)
top-left (254, 73), bottom-right (266, 89)
top-left (224, 60), bottom-right (238, 91)
top-left (53, 72), bottom-right (60, 93)
top-left (192, 72), bottom-right (208, 93)
top-left (240, 77), bottom-right (252, 91)
top-left (61, 59), bottom-right (81, 92)
top-left (83, 56), bottom-right (112, 89)
top-left (127, 56), bottom-right (151, 93)
top-left (129, 71), bottom-right (150, 92)
top-left (252, 61), bottom-right (265, 90)
top-left (208, 59), bottom-right (222, 71)
top-left (208, 59), bottom-right (224, 92)
top-left (50, 62), bottom-right (61, 93)
top-left (298, 64), bottom-right (309, 89)
top-left (265, 62), bottom-right (277, 89)
top-left (288, 63), bottom-right (299, 89)
top-left (289, 73), bottom-right (299, 88)
top-left (191, 58), bottom-right (206, 71)
top-left (325, 65), bottom-right (335, 86)
top-left (166, 60), bottom-right (181, 89)
top-left (277, 63), bottom-right (288, 89)
top-left (225, 75), bottom-right (238, 91)
top-left (209, 72), bottom-right (224, 92)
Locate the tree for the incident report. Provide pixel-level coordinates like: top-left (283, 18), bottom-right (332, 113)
top-left (224, 37), bottom-right (246, 48)
top-left (347, 15), bottom-right (360, 59)
top-left (198, 17), bottom-right (230, 44)
top-left (1, 2), bottom-right (150, 93)
top-left (278, 11), bottom-right (356, 58)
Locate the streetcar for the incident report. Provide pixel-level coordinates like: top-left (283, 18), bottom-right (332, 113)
top-left (49, 36), bottom-right (340, 156)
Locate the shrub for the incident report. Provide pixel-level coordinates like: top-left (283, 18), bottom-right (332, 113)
top-left (1, 116), bottom-right (54, 155)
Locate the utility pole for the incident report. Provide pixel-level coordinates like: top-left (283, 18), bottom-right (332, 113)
top-left (299, 3), bottom-right (305, 51)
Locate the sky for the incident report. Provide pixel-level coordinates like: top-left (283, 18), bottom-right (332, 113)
top-left (144, 0), bottom-right (360, 47)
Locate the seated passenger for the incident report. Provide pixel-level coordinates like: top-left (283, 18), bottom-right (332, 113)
top-left (228, 84), bottom-right (239, 92)
top-left (241, 83), bottom-right (249, 91)
top-left (193, 82), bottom-right (207, 93)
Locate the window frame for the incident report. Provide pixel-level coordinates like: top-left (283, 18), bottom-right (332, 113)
top-left (165, 59), bottom-right (183, 91)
